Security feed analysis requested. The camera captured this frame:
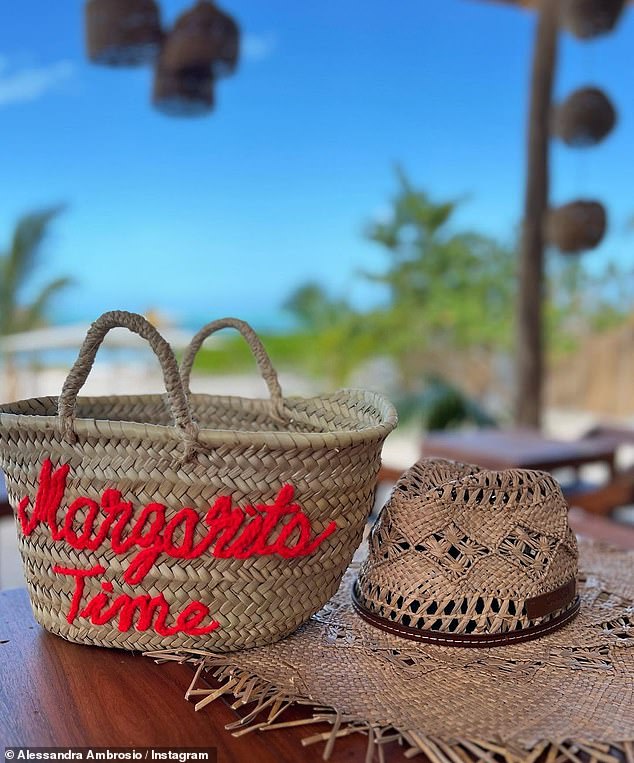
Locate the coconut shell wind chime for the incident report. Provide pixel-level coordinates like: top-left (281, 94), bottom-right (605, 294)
top-left (475, 0), bottom-right (628, 427)
top-left (84, 0), bottom-right (240, 117)
top-left (545, 200), bottom-right (607, 254)
top-left (85, 0), bottom-right (163, 65)
top-left (154, 1), bottom-right (238, 116)
top-left (547, 2), bottom-right (622, 258)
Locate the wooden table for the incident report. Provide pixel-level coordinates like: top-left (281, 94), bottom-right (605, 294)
top-left (0, 589), bottom-right (396, 761)
top-left (421, 427), bottom-right (618, 475)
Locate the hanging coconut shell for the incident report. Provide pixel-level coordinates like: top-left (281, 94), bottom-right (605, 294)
top-left (85, 0), bottom-right (163, 66)
top-left (562, 0), bottom-right (626, 40)
top-left (554, 87), bottom-right (617, 148)
top-left (545, 200), bottom-right (607, 254)
top-left (162, 1), bottom-right (239, 79)
top-left (152, 64), bottom-right (215, 117)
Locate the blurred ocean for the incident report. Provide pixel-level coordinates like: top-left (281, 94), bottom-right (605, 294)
top-left (7, 303), bottom-right (297, 370)
top-left (49, 303), bottom-right (297, 334)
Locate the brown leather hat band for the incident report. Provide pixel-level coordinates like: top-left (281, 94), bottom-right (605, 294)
top-left (525, 579), bottom-right (577, 620)
top-left (351, 585), bottom-right (580, 648)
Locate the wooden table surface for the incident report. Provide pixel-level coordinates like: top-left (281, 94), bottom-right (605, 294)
top-left (2, 513), bottom-right (634, 760)
top-left (0, 588), bottom-right (402, 761)
top-left (421, 427), bottom-right (618, 473)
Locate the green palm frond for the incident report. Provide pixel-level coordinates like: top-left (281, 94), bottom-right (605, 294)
top-left (4, 206), bottom-right (65, 291)
top-left (15, 276), bottom-right (75, 333)
top-left (0, 205), bottom-right (69, 338)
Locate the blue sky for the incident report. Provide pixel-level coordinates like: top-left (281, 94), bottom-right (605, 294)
top-left (1, 0), bottom-right (633, 329)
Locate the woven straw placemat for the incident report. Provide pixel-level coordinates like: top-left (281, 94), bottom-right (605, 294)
top-left (149, 538), bottom-right (634, 763)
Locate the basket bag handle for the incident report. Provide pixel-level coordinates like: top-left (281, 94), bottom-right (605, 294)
top-left (180, 318), bottom-right (287, 422)
top-left (58, 310), bottom-right (200, 458)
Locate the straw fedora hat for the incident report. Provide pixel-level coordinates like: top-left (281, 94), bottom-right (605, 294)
top-left (353, 459), bottom-right (580, 646)
top-left (149, 459), bottom-right (634, 762)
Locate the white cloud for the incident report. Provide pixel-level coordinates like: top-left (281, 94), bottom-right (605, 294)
top-left (371, 205), bottom-right (394, 225)
top-left (242, 33), bottom-right (277, 63)
top-left (0, 58), bottom-right (75, 107)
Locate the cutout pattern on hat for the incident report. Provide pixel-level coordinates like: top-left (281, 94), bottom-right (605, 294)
top-left (355, 460), bottom-right (579, 643)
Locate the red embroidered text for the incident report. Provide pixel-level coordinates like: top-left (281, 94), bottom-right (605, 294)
top-left (53, 564), bottom-right (220, 635)
top-left (18, 459), bottom-right (337, 585)
top-left (17, 459), bottom-right (337, 635)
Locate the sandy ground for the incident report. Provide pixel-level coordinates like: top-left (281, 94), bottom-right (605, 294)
top-left (1, 366), bottom-right (633, 589)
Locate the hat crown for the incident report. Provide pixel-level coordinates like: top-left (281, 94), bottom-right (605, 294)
top-left (355, 459), bottom-right (579, 645)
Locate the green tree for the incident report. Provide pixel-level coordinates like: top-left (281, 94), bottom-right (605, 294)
top-left (283, 281), bottom-right (368, 384)
top-left (545, 255), bottom-right (634, 355)
top-left (0, 207), bottom-right (72, 337)
top-left (283, 281), bottom-right (350, 333)
top-left (362, 170), bottom-right (516, 388)
top-left (284, 172), bottom-right (518, 393)
top-left (283, 170), bottom-right (633, 413)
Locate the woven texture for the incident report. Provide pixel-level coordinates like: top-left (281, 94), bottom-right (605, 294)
top-left (162, 0), bottom-right (239, 78)
top-left (153, 63), bottom-right (215, 117)
top-left (554, 86), bottom-right (617, 148)
top-left (0, 311), bottom-right (397, 653)
top-left (85, 0), bottom-right (163, 67)
top-left (563, 0), bottom-right (626, 40)
top-left (152, 538), bottom-right (634, 762)
top-left (545, 200), bottom-right (607, 254)
top-left (355, 459), bottom-right (579, 642)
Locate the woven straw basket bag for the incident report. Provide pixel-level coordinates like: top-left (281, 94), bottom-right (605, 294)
top-left (0, 311), bottom-right (397, 652)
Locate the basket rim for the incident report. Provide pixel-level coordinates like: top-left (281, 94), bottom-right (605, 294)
top-left (0, 388), bottom-right (398, 451)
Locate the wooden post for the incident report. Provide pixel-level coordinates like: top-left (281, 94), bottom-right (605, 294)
top-left (515, 0), bottom-right (561, 428)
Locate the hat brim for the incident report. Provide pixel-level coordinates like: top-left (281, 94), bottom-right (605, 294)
top-left (147, 538), bottom-right (634, 762)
